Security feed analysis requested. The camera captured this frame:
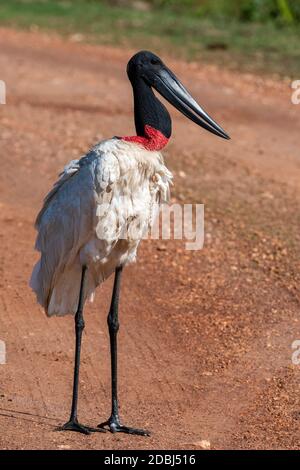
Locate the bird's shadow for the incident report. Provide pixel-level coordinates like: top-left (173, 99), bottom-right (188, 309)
top-left (0, 407), bottom-right (60, 429)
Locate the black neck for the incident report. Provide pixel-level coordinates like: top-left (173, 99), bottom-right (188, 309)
top-left (131, 78), bottom-right (171, 138)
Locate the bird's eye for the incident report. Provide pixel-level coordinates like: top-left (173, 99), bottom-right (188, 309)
top-left (150, 58), bottom-right (160, 65)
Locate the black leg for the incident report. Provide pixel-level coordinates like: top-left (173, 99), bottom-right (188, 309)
top-left (98, 265), bottom-right (150, 436)
top-left (61, 266), bottom-right (105, 435)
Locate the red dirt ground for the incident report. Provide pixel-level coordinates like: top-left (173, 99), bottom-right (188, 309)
top-left (0, 28), bottom-right (300, 450)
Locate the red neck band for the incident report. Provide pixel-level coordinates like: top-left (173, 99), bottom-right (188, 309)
top-left (122, 125), bottom-right (169, 151)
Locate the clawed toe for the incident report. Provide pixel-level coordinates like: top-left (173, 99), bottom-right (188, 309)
top-left (98, 418), bottom-right (150, 436)
top-left (118, 425), bottom-right (150, 436)
top-left (60, 419), bottom-right (106, 435)
top-left (60, 419), bottom-right (91, 435)
top-left (86, 425), bottom-right (106, 433)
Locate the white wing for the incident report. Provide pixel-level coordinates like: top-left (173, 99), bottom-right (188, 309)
top-left (30, 139), bottom-right (121, 313)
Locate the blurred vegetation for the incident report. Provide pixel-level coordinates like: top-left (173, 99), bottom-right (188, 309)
top-left (147, 0), bottom-right (300, 23)
top-left (0, 0), bottom-right (299, 77)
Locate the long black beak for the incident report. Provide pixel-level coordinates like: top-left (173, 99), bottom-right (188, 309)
top-left (152, 67), bottom-right (230, 140)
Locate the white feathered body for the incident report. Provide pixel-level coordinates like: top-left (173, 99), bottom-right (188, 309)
top-left (30, 138), bottom-right (172, 316)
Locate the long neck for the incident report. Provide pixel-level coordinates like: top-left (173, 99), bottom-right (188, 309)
top-left (122, 78), bottom-right (171, 151)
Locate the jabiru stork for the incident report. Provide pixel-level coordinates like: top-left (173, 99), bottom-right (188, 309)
top-left (30, 51), bottom-right (230, 436)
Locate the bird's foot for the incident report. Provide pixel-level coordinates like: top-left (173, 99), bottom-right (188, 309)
top-left (98, 416), bottom-right (150, 436)
top-left (60, 418), bottom-right (106, 435)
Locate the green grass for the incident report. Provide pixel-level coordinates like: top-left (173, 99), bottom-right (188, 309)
top-left (0, 0), bottom-right (299, 77)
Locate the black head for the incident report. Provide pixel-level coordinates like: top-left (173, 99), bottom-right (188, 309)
top-left (127, 50), bottom-right (230, 140)
top-left (127, 51), bottom-right (164, 84)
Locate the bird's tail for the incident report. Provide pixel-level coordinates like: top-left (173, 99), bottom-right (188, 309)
top-left (30, 259), bottom-right (96, 317)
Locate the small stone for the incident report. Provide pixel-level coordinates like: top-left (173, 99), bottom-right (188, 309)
top-left (199, 440), bottom-right (211, 449)
top-left (157, 244), bottom-right (167, 251)
top-left (193, 439), bottom-right (211, 449)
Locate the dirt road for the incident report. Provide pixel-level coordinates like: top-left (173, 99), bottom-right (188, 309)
top-left (0, 28), bottom-right (299, 450)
